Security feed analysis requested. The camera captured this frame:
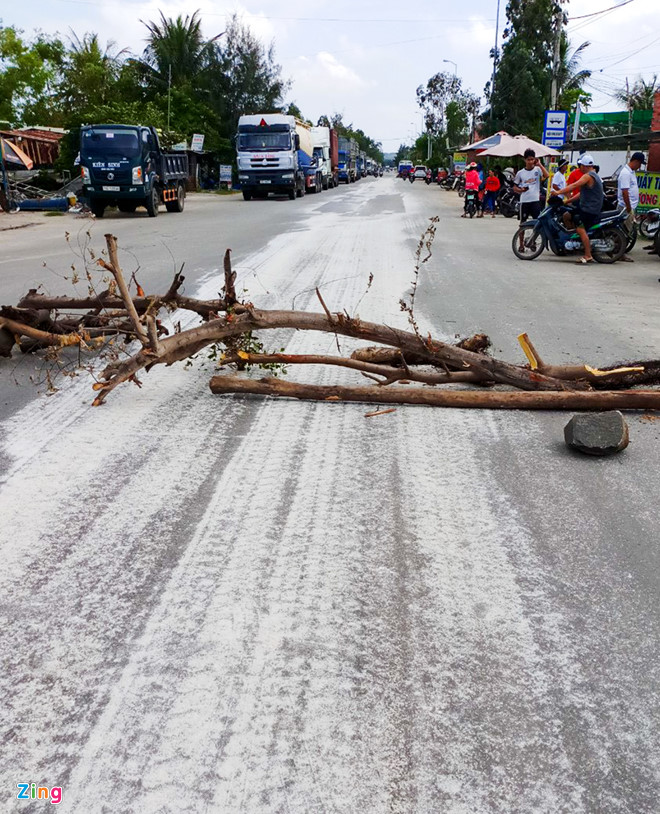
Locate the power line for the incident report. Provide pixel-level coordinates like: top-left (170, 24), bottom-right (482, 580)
top-left (14, 0), bottom-right (495, 24)
top-left (567, 0), bottom-right (635, 21)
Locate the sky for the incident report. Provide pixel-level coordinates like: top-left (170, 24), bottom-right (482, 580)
top-left (4, 0), bottom-right (660, 150)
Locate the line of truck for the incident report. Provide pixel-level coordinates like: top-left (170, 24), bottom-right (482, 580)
top-left (237, 114), bottom-right (381, 201)
top-left (78, 115), bottom-right (382, 217)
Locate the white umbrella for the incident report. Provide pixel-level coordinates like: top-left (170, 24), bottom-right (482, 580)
top-left (479, 134), bottom-right (560, 159)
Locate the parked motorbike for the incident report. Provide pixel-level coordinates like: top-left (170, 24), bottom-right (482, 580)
top-left (512, 198), bottom-right (628, 263)
top-left (463, 189), bottom-right (479, 218)
top-left (638, 208), bottom-right (660, 241)
top-left (425, 171), bottom-right (433, 185)
top-left (497, 186), bottom-right (519, 218)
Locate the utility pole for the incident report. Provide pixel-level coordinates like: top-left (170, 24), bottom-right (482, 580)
top-left (167, 64), bottom-right (172, 132)
top-left (550, 2), bottom-right (563, 110)
top-left (570, 101), bottom-right (581, 166)
top-left (626, 76), bottom-right (632, 161)
top-left (490, 0), bottom-right (501, 120)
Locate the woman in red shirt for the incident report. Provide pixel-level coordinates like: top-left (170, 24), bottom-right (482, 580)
top-left (482, 169), bottom-right (501, 218)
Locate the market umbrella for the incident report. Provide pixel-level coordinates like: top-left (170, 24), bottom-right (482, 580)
top-left (459, 131), bottom-right (510, 152)
top-left (478, 133), bottom-right (560, 159)
top-left (0, 137), bottom-right (34, 170)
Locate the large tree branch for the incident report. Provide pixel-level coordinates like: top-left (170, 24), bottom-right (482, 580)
top-left (209, 375), bottom-right (660, 411)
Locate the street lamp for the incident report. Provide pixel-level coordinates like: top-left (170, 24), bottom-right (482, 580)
top-left (443, 59), bottom-right (457, 76)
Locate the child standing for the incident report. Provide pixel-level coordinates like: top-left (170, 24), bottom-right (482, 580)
top-left (483, 169), bottom-right (501, 217)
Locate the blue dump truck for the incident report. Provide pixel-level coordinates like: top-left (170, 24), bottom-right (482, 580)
top-left (236, 114), bottom-right (313, 200)
top-left (80, 124), bottom-right (188, 218)
top-left (338, 137), bottom-right (357, 183)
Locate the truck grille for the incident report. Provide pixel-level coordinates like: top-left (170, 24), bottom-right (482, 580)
top-left (249, 157), bottom-right (280, 168)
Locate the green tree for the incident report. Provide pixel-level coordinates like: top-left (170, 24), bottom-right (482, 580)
top-left (416, 71), bottom-right (479, 145)
top-left (214, 15), bottom-right (288, 129)
top-left (58, 33), bottom-right (127, 115)
top-left (485, 0), bottom-right (564, 137)
top-left (0, 25), bottom-right (64, 124)
top-left (394, 143), bottom-right (411, 166)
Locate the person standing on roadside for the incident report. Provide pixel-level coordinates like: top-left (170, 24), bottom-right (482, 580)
top-left (551, 158), bottom-right (569, 194)
top-left (513, 148), bottom-right (549, 248)
top-left (483, 169), bottom-right (501, 217)
top-left (560, 154), bottom-right (603, 265)
top-left (617, 151), bottom-right (645, 262)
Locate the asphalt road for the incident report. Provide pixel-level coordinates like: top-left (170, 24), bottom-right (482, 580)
top-left (1, 180), bottom-right (660, 813)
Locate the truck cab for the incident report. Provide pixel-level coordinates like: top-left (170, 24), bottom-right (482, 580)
top-left (80, 124), bottom-right (188, 218)
top-left (236, 114), bottom-right (312, 200)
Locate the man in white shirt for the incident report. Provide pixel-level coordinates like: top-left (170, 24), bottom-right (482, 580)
top-left (551, 158), bottom-right (569, 194)
top-left (617, 151), bottom-right (645, 262)
top-left (513, 148), bottom-right (549, 250)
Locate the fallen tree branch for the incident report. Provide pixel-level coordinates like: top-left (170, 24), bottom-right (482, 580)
top-left (100, 234), bottom-right (148, 346)
top-left (221, 351), bottom-right (485, 386)
top-left (91, 307), bottom-right (588, 405)
top-left (0, 316), bottom-right (84, 348)
top-left (209, 375), bottom-right (660, 411)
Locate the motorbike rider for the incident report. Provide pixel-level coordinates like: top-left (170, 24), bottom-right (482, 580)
top-left (560, 154), bottom-right (604, 265)
top-left (461, 162), bottom-right (481, 217)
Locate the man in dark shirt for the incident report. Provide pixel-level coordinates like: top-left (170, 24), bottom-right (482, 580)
top-left (560, 155), bottom-right (603, 264)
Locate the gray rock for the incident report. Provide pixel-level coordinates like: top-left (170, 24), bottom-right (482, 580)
top-left (564, 411), bottom-right (629, 456)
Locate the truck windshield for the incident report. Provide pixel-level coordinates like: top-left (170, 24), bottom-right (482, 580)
top-left (238, 133), bottom-right (291, 151)
top-left (82, 129), bottom-right (140, 160)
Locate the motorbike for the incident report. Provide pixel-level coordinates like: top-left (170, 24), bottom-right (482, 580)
top-left (425, 171), bottom-right (433, 185)
top-left (512, 198), bottom-right (628, 263)
top-left (638, 208), bottom-right (660, 241)
top-left (463, 189), bottom-right (479, 218)
top-left (497, 186), bottom-right (519, 218)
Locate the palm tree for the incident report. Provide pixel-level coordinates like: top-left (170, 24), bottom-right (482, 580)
top-left (140, 11), bottom-right (223, 90)
top-left (61, 33), bottom-right (128, 109)
top-left (556, 39), bottom-right (592, 110)
top-left (615, 75), bottom-right (659, 111)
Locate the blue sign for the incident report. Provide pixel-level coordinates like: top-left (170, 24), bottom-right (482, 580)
top-left (543, 110), bottom-right (568, 147)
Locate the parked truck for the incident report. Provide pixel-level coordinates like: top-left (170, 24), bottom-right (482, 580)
top-left (80, 124), bottom-right (188, 218)
top-left (338, 137), bottom-right (357, 183)
top-left (236, 114), bottom-right (313, 200)
top-left (311, 126), bottom-right (339, 189)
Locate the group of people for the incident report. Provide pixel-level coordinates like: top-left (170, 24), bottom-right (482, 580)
top-left (512, 147), bottom-right (645, 264)
top-left (461, 146), bottom-right (645, 265)
top-left (461, 162), bottom-right (511, 217)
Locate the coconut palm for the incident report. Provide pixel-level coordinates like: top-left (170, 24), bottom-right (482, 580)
top-left (60, 33), bottom-right (128, 109)
top-left (140, 11), bottom-right (223, 90)
top-left (556, 39), bottom-right (592, 110)
top-left (615, 75), bottom-right (658, 111)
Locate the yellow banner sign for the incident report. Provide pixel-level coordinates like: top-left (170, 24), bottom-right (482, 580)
top-left (637, 172), bottom-right (660, 211)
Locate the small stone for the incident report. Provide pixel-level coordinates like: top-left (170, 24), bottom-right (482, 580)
top-left (564, 411), bottom-right (629, 456)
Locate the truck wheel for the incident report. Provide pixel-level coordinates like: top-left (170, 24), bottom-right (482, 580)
top-left (242, 190), bottom-right (252, 201)
top-left (145, 187), bottom-right (159, 217)
top-left (288, 189), bottom-right (295, 200)
top-left (166, 183), bottom-right (185, 213)
top-left (91, 202), bottom-right (105, 218)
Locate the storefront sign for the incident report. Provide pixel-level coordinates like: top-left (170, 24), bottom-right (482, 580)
top-left (453, 152), bottom-right (467, 172)
top-left (636, 171), bottom-right (660, 211)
